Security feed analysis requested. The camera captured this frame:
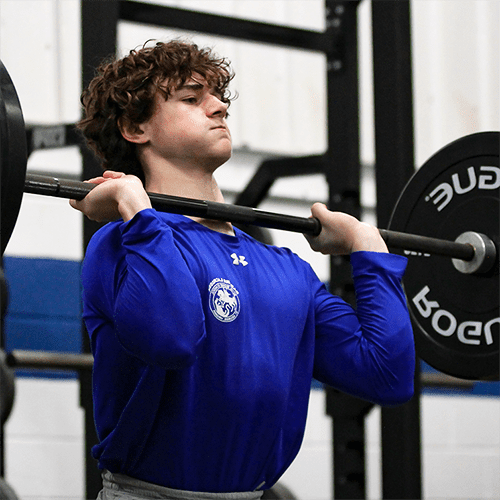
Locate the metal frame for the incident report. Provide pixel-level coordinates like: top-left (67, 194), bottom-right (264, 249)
top-left (119, 1), bottom-right (334, 53)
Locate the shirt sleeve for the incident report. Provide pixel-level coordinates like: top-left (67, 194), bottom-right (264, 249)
top-left (82, 209), bottom-right (206, 369)
top-left (312, 251), bottom-right (415, 406)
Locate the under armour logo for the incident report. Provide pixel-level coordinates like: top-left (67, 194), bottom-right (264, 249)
top-left (231, 253), bottom-right (248, 266)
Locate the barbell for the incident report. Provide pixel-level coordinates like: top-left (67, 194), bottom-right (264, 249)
top-left (0, 59), bottom-right (498, 380)
top-left (21, 172), bottom-right (490, 265)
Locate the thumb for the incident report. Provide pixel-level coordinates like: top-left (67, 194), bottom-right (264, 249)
top-left (304, 203), bottom-right (327, 245)
top-left (310, 202), bottom-right (328, 219)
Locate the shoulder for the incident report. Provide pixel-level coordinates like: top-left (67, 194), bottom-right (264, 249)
top-left (87, 210), bottom-right (182, 250)
top-left (82, 220), bottom-right (124, 287)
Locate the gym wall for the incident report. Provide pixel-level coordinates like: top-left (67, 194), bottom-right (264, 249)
top-left (0, 1), bottom-right (499, 499)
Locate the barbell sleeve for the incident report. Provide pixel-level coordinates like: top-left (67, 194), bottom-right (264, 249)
top-left (24, 173), bottom-right (479, 261)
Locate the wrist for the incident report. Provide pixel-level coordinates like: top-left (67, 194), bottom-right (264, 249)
top-left (116, 180), bottom-right (152, 222)
top-left (351, 223), bottom-right (388, 253)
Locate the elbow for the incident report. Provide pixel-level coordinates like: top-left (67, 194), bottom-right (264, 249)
top-left (372, 366), bottom-right (416, 406)
top-left (376, 382), bottom-right (415, 407)
top-left (369, 354), bottom-right (417, 407)
top-left (377, 331), bottom-right (416, 406)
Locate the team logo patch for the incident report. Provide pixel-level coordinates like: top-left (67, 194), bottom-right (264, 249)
top-left (208, 278), bottom-right (240, 323)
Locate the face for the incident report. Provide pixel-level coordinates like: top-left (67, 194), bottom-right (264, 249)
top-left (138, 75), bottom-right (232, 171)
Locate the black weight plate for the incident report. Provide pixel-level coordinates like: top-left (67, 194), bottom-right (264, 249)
top-left (389, 132), bottom-right (499, 381)
top-left (1, 59), bottom-right (28, 255)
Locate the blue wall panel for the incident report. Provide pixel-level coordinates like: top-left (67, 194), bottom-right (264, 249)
top-left (3, 256), bottom-right (82, 378)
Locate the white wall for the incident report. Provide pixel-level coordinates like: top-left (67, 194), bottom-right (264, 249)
top-left (5, 378), bottom-right (85, 500)
top-left (1, 1), bottom-right (499, 499)
top-left (411, 0), bottom-right (500, 166)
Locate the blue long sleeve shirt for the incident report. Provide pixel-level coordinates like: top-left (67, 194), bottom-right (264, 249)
top-left (81, 209), bottom-right (415, 492)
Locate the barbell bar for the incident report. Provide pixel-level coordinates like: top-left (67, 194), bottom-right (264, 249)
top-left (24, 172), bottom-right (488, 268)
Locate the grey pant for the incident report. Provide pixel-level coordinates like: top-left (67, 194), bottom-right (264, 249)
top-left (97, 470), bottom-right (264, 500)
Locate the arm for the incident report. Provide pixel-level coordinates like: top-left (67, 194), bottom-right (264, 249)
top-left (74, 173), bottom-right (206, 369)
top-left (305, 203), bottom-right (415, 405)
top-left (311, 254), bottom-right (415, 405)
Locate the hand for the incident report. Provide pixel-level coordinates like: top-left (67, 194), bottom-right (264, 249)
top-left (304, 203), bottom-right (388, 255)
top-left (69, 171), bottom-right (152, 222)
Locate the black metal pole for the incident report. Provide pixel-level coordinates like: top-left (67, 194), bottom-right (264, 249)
top-left (372, 1), bottom-right (416, 230)
top-left (119, 0), bottom-right (330, 53)
top-left (6, 350), bottom-right (93, 371)
top-left (323, 2), bottom-right (370, 499)
top-left (372, 2), bottom-right (423, 499)
top-left (326, 388), bottom-right (374, 500)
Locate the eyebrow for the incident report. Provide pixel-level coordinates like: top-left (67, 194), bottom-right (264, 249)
top-left (177, 83), bottom-right (204, 92)
top-left (175, 82), bottom-right (225, 102)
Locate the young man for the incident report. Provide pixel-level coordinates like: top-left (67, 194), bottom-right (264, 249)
top-left (71, 40), bottom-right (415, 499)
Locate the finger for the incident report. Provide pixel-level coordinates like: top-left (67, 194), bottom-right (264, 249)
top-left (69, 198), bottom-right (86, 212)
top-left (103, 170), bottom-right (126, 179)
top-left (77, 176), bottom-right (109, 186)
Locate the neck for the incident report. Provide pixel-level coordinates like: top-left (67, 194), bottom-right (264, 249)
top-left (144, 158), bottom-right (234, 235)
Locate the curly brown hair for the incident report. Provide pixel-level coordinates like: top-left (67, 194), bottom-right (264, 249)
top-left (77, 40), bottom-right (234, 183)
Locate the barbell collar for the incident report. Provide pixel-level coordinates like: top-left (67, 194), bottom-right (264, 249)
top-left (451, 232), bottom-right (497, 275)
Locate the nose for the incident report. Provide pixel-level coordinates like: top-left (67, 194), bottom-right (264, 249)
top-left (207, 94), bottom-right (228, 118)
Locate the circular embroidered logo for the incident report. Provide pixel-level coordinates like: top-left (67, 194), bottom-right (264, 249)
top-left (208, 278), bottom-right (240, 323)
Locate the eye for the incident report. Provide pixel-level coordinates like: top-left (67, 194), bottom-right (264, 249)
top-left (183, 97), bottom-right (198, 104)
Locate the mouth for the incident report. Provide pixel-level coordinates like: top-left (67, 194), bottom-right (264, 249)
top-left (212, 126), bottom-right (231, 138)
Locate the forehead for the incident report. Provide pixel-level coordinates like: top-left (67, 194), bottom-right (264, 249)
top-left (157, 73), bottom-right (207, 92)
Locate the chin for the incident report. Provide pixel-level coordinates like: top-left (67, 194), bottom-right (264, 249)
top-left (215, 148), bottom-right (232, 167)
top-left (205, 154), bottom-right (230, 173)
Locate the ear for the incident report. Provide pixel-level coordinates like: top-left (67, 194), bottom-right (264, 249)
top-left (118, 116), bottom-right (149, 144)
